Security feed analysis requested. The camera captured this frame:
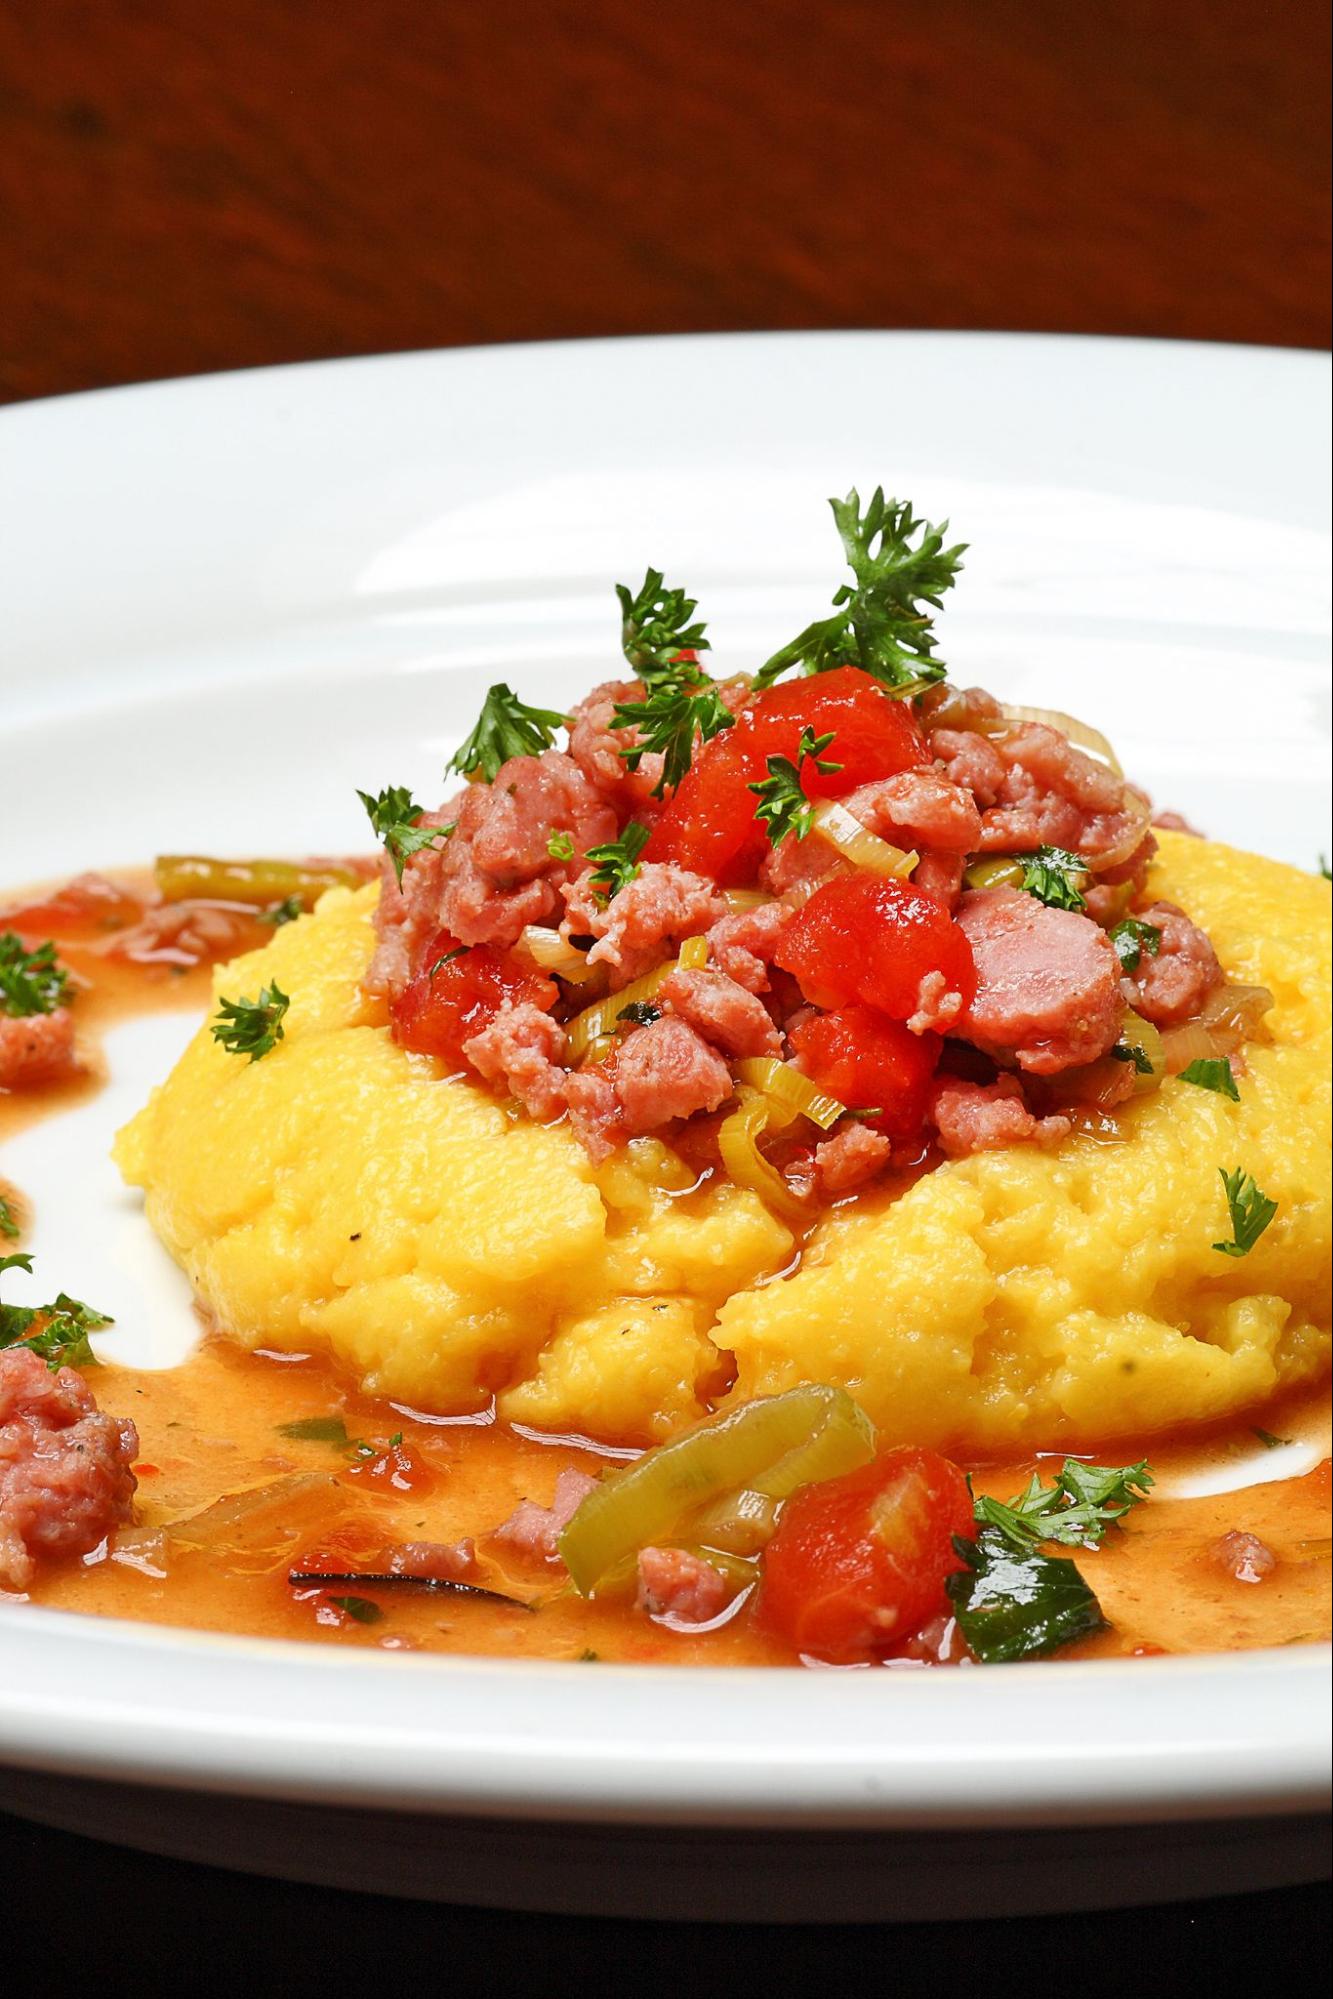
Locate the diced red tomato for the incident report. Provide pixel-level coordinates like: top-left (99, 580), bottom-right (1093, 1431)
top-left (0, 874), bottom-right (145, 939)
top-left (761, 1447), bottom-right (975, 1663)
top-left (389, 930), bottom-right (556, 1070)
top-left (646, 667), bottom-right (927, 885)
top-left (775, 874), bottom-right (976, 1020)
top-left (788, 1006), bottom-right (941, 1140)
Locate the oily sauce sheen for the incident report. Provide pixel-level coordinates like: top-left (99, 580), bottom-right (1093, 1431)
top-left (3, 873), bottom-right (1330, 1665)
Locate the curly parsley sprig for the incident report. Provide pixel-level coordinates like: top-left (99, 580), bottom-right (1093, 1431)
top-left (755, 489), bottom-right (966, 693)
top-left (1213, 1167), bottom-right (1277, 1258)
top-left (358, 785), bottom-right (455, 887)
top-left (0, 933), bottom-right (71, 1019)
top-left (749, 728), bottom-right (842, 847)
top-left (616, 569), bottom-right (710, 686)
top-left (611, 682), bottom-right (736, 796)
top-left (1109, 916), bottom-right (1162, 971)
top-left (1019, 847), bottom-right (1089, 911)
top-left (448, 683), bottom-right (568, 784)
top-left (972, 1459), bottom-right (1154, 1555)
top-left (586, 821), bottom-right (651, 902)
top-left (0, 1254), bottom-right (113, 1371)
top-left (211, 982), bottom-right (290, 1064)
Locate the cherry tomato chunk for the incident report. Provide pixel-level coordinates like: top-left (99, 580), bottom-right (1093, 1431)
top-left (788, 1006), bottom-right (940, 1141)
top-left (762, 1447), bottom-right (974, 1663)
top-left (389, 930), bottom-right (555, 1070)
top-left (775, 874), bottom-right (976, 1022)
top-left (646, 667), bottom-right (927, 885)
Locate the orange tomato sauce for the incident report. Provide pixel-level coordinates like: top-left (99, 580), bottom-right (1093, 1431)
top-left (3, 871), bottom-right (1330, 1666)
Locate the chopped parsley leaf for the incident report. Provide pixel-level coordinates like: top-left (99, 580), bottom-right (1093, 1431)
top-left (1108, 916), bottom-right (1162, 972)
top-left (326, 1594), bottom-right (384, 1625)
top-left (1320, 856), bottom-right (1331, 882)
top-left (1213, 1166), bottom-right (1277, 1258)
top-left (0, 1258), bottom-right (112, 1371)
top-left (277, 1415), bottom-right (351, 1445)
top-left (616, 569), bottom-right (710, 686)
top-left (211, 982), bottom-right (290, 1063)
top-left (0, 1195), bottom-right (18, 1242)
top-left (587, 821), bottom-right (651, 902)
top-left (972, 1458), bottom-right (1154, 1555)
top-left (1109, 1042), bottom-right (1154, 1075)
top-left (257, 894), bottom-right (304, 928)
top-left (611, 681), bottom-right (735, 795)
top-left (755, 489), bottom-right (965, 693)
top-left (616, 1001), bottom-right (662, 1029)
top-left (1179, 1057), bottom-right (1240, 1101)
top-left (427, 947), bottom-right (469, 977)
top-left (357, 785), bottom-right (454, 887)
top-left (1252, 1426), bottom-right (1292, 1450)
top-left (749, 728), bottom-right (842, 847)
top-left (0, 933), bottom-right (71, 1019)
top-left (946, 1532), bottom-right (1107, 1664)
top-left (447, 683), bottom-right (567, 783)
top-left (1019, 847), bottom-right (1088, 911)
top-left (547, 829), bottom-right (576, 863)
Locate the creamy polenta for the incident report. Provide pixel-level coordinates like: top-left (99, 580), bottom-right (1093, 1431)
top-left (114, 832), bottom-right (1330, 1449)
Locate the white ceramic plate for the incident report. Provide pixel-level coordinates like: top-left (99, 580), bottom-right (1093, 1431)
top-left (1, 334), bottom-right (1330, 1922)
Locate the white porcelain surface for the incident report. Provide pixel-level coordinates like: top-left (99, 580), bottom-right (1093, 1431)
top-left (1, 334), bottom-right (1329, 1909)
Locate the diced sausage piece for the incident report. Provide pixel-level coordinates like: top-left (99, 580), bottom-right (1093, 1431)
top-left (917, 683), bottom-right (1006, 734)
top-left (759, 835), bottom-right (840, 897)
top-left (1209, 1530), bottom-right (1277, 1584)
top-left (704, 901), bottom-right (793, 993)
top-left (462, 1002), bottom-right (569, 1121)
top-left (930, 728), bottom-right (1009, 808)
top-left (611, 1017), bottom-right (734, 1133)
top-left (387, 1538), bottom-right (479, 1581)
top-left (367, 752), bottom-right (617, 995)
top-left (813, 1125), bottom-right (893, 1196)
top-left (659, 968), bottom-right (782, 1059)
top-left (975, 724), bottom-right (1148, 862)
top-left (931, 1075), bottom-right (1072, 1157)
top-left (0, 1008), bottom-right (79, 1091)
top-left (564, 1067), bottom-right (624, 1162)
top-left (0, 1347), bottom-right (139, 1592)
top-left (955, 887), bottom-right (1124, 1075)
top-left (841, 770), bottom-right (983, 854)
top-left (1126, 901), bottom-right (1224, 1026)
top-left (911, 853), bottom-right (967, 912)
top-left (562, 864), bottom-right (728, 986)
top-left (1152, 810), bottom-right (1205, 837)
top-left (566, 679), bottom-right (667, 810)
top-left (636, 1545), bottom-right (731, 1623)
top-left (491, 1467), bottom-right (599, 1563)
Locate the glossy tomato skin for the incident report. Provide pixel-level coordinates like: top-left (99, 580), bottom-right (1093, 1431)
top-left (761, 1447), bottom-right (975, 1663)
top-left (774, 874), bottom-right (976, 1020)
top-left (388, 930), bottom-right (556, 1069)
top-left (788, 1006), bottom-right (941, 1140)
top-left (646, 667), bottom-right (927, 885)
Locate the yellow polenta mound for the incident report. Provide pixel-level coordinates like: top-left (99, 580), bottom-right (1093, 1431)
top-left (115, 832), bottom-right (1331, 1450)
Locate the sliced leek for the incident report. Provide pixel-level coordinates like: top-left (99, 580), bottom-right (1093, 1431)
top-left (718, 1089), bottom-right (809, 1222)
top-left (810, 799), bottom-right (917, 878)
top-left (155, 855), bottom-right (364, 909)
top-left (558, 1385), bottom-right (877, 1594)
top-left (734, 1058), bottom-right (846, 1132)
top-left (516, 926), bottom-right (602, 984)
top-left (999, 705), bottom-right (1125, 779)
top-left (564, 937), bottom-right (710, 1060)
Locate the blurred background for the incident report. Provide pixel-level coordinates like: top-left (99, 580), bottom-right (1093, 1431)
top-left (1, 0), bottom-right (1328, 405)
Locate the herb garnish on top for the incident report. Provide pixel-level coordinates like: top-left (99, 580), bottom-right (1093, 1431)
top-left (448, 684), bottom-right (567, 783)
top-left (0, 934), bottom-right (71, 1019)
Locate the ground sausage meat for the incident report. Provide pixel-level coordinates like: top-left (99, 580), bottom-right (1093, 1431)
top-left (462, 1002), bottom-right (569, 1121)
top-left (1209, 1530), bottom-right (1278, 1584)
top-left (0, 1347), bottom-right (138, 1592)
top-left (611, 1016), bottom-right (734, 1133)
top-left (931, 1075), bottom-right (1072, 1157)
top-left (491, 1467), bottom-right (598, 1563)
top-left (566, 678), bottom-right (667, 811)
top-left (955, 887), bottom-right (1124, 1074)
top-left (975, 723), bottom-right (1149, 862)
top-left (659, 967), bottom-right (782, 1059)
top-left (636, 1545), bottom-right (731, 1622)
top-left (703, 901), bottom-right (793, 994)
top-left (812, 1125), bottom-right (893, 1196)
top-left (0, 1008), bottom-right (79, 1092)
top-left (1127, 901), bottom-right (1224, 1026)
top-left (562, 864), bottom-right (728, 986)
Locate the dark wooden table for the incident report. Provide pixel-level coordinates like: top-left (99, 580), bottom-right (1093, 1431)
top-left (2, 0), bottom-right (1328, 1981)
top-left (1, 0), bottom-right (1328, 407)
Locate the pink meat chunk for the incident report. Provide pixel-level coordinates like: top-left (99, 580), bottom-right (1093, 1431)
top-left (462, 1001), bottom-right (569, 1121)
top-left (366, 751), bottom-right (617, 995)
top-left (562, 863), bottom-right (727, 986)
top-left (813, 1125), bottom-right (893, 1196)
top-left (704, 901), bottom-right (793, 994)
top-left (492, 1467), bottom-right (599, 1563)
top-left (931, 1075), bottom-right (1071, 1157)
top-left (955, 887), bottom-right (1124, 1075)
top-left (387, 1538), bottom-right (479, 1581)
top-left (563, 1066), bottom-right (624, 1162)
top-left (1126, 901), bottom-right (1224, 1026)
top-left (842, 770), bottom-right (982, 853)
top-left (1152, 809), bottom-right (1205, 837)
top-left (1209, 1530), bottom-right (1277, 1584)
top-left (659, 968), bottom-right (782, 1059)
top-left (566, 678), bottom-right (668, 809)
top-left (0, 1347), bottom-right (138, 1592)
top-left (0, 1007), bottom-right (79, 1091)
top-left (907, 968), bottom-right (968, 1036)
top-left (636, 1545), bottom-right (731, 1623)
top-left (611, 1016), bottom-right (734, 1133)
top-left (759, 834), bottom-right (840, 897)
top-left (976, 724), bottom-right (1148, 861)
top-left (911, 852), bottom-right (967, 911)
top-left (930, 728), bottom-right (1008, 808)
